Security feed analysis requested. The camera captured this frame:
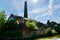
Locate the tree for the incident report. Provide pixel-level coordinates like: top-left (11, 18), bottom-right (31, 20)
top-left (3, 20), bottom-right (22, 37)
top-left (26, 21), bottom-right (38, 31)
top-left (26, 21), bottom-right (38, 37)
top-left (0, 11), bottom-right (6, 29)
top-left (44, 27), bottom-right (53, 36)
top-left (55, 26), bottom-right (60, 34)
top-left (45, 27), bottom-right (57, 36)
top-left (7, 20), bottom-right (18, 31)
top-left (0, 11), bottom-right (6, 38)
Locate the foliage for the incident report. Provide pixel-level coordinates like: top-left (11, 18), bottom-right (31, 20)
top-left (2, 29), bottom-right (22, 37)
top-left (0, 11), bottom-right (6, 29)
top-left (51, 29), bottom-right (57, 35)
top-left (44, 27), bottom-right (53, 36)
top-left (26, 21), bottom-right (38, 31)
top-left (7, 20), bottom-right (18, 30)
top-left (55, 26), bottom-right (60, 34)
top-left (44, 27), bottom-right (57, 36)
top-left (0, 20), bottom-right (22, 37)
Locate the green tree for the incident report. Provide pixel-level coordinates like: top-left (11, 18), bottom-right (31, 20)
top-left (26, 21), bottom-right (38, 37)
top-left (4, 20), bottom-right (22, 37)
top-left (44, 27), bottom-right (53, 36)
top-left (8, 20), bottom-right (18, 31)
top-left (55, 26), bottom-right (60, 34)
top-left (0, 11), bottom-right (6, 29)
top-left (26, 21), bottom-right (38, 31)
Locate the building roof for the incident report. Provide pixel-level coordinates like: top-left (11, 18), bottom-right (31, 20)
top-left (11, 14), bottom-right (23, 19)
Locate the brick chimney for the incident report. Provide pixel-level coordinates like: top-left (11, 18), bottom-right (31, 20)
top-left (24, 1), bottom-right (28, 18)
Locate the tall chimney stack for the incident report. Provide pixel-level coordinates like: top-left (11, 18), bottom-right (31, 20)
top-left (24, 1), bottom-right (28, 18)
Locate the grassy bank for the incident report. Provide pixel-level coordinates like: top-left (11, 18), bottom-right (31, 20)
top-left (35, 34), bottom-right (60, 40)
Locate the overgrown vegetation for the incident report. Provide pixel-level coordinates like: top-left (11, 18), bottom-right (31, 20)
top-left (1, 20), bottom-right (23, 37)
top-left (55, 26), bottom-right (60, 34)
top-left (26, 20), bottom-right (38, 31)
top-left (0, 11), bottom-right (6, 30)
top-left (0, 10), bottom-right (60, 39)
top-left (44, 27), bottom-right (57, 36)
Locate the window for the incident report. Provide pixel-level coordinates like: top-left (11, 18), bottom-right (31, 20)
top-left (55, 24), bottom-right (58, 27)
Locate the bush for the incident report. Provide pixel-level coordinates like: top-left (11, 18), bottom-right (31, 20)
top-left (44, 27), bottom-right (53, 36)
top-left (7, 20), bottom-right (18, 31)
top-left (0, 20), bottom-right (23, 37)
top-left (55, 26), bottom-right (60, 34)
top-left (47, 29), bottom-right (53, 36)
top-left (0, 11), bottom-right (6, 30)
top-left (51, 29), bottom-right (57, 35)
top-left (26, 21), bottom-right (38, 31)
top-left (1, 29), bottom-right (22, 37)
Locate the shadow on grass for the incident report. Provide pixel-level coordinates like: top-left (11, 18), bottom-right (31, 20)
top-left (0, 34), bottom-right (60, 40)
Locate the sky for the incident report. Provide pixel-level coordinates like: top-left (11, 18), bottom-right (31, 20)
top-left (0, 0), bottom-right (60, 23)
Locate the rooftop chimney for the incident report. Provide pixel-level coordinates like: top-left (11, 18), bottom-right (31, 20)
top-left (24, 1), bottom-right (28, 18)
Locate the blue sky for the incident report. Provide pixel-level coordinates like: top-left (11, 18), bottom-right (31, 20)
top-left (0, 0), bottom-right (60, 23)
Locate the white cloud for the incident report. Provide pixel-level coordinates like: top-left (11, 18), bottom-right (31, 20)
top-left (18, 13), bottom-right (24, 17)
top-left (29, 7), bottom-right (49, 14)
top-left (11, 0), bottom-right (45, 16)
top-left (11, 0), bottom-right (21, 11)
top-left (30, 0), bottom-right (39, 4)
top-left (35, 0), bottom-right (54, 20)
top-left (48, 0), bottom-right (54, 15)
top-left (11, 0), bottom-right (25, 16)
top-left (35, 5), bottom-right (60, 20)
top-left (10, 0), bottom-right (60, 21)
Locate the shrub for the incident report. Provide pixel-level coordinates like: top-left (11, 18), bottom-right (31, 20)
top-left (26, 21), bottom-right (38, 31)
top-left (0, 11), bottom-right (6, 30)
top-left (44, 27), bottom-right (53, 36)
top-left (55, 26), bottom-right (60, 34)
top-left (51, 29), bottom-right (57, 35)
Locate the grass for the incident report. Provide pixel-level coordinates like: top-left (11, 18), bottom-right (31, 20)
top-left (35, 34), bottom-right (60, 40)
